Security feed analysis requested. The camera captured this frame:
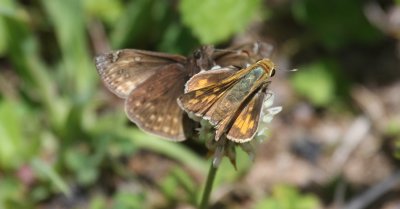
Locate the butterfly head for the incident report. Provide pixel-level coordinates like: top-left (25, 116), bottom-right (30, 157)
top-left (256, 58), bottom-right (276, 78)
top-left (188, 45), bottom-right (217, 75)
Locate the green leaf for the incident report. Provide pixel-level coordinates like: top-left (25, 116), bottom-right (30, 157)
top-left (0, 17), bottom-right (7, 55)
top-left (65, 149), bottom-right (98, 185)
top-left (110, 0), bottom-right (171, 48)
top-left (292, 0), bottom-right (382, 50)
top-left (2, 8), bottom-right (66, 128)
top-left (123, 129), bottom-right (208, 173)
top-left (179, 0), bottom-right (262, 44)
top-left (160, 174), bottom-right (179, 201)
top-left (291, 60), bottom-right (336, 106)
top-left (0, 177), bottom-right (24, 209)
top-left (41, 0), bottom-right (96, 101)
top-left (83, 0), bottom-right (123, 24)
top-left (113, 191), bottom-right (146, 209)
top-left (89, 194), bottom-right (107, 209)
top-left (0, 100), bottom-right (37, 170)
top-left (254, 185), bottom-right (319, 209)
top-left (32, 159), bottom-right (70, 197)
top-left (0, 0), bottom-right (18, 55)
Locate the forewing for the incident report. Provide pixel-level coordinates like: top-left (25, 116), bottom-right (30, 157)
top-left (125, 64), bottom-right (188, 141)
top-left (226, 88), bottom-right (267, 143)
top-left (213, 41), bottom-right (273, 68)
top-left (178, 65), bottom-right (262, 140)
top-left (95, 49), bottom-right (186, 98)
top-left (178, 80), bottom-right (234, 119)
top-left (184, 66), bottom-right (237, 92)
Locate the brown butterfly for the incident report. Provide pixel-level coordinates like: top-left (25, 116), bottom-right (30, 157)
top-left (95, 42), bottom-right (273, 141)
top-left (177, 59), bottom-right (276, 143)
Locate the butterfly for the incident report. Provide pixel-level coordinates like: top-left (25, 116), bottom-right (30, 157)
top-left (95, 42), bottom-right (273, 141)
top-left (177, 58), bottom-right (276, 143)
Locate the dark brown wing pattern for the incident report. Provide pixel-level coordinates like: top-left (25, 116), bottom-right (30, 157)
top-left (95, 49), bottom-right (186, 98)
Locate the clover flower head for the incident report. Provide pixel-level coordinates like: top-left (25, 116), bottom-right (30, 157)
top-left (196, 91), bottom-right (281, 168)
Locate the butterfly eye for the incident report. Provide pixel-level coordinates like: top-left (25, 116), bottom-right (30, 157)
top-left (193, 50), bottom-right (202, 59)
top-left (270, 69), bottom-right (276, 77)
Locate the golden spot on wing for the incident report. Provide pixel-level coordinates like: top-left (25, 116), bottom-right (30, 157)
top-left (198, 79), bottom-right (208, 86)
top-left (135, 101), bottom-right (141, 107)
top-left (153, 126), bottom-right (160, 131)
top-left (201, 94), bottom-right (216, 103)
top-left (240, 114), bottom-right (251, 134)
top-left (236, 117), bottom-right (245, 127)
top-left (150, 115), bottom-right (156, 120)
top-left (249, 120), bottom-right (255, 129)
top-left (173, 118), bottom-right (178, 124)
top-left (134, 56), bottom-right (141, 61)
top-left (170, 130), bottom-right (177, 135)
top-left (195, 91), bottom-right (204, 97)
top-left (188, 99), bottom-right (199, 104)
top-left (157, 117), bottom-right (163, 122)
top-left (213, 88), bottom-right (220, 92)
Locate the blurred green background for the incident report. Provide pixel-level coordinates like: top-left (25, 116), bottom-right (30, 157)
top-left (1, 0), bottom-right (400, 209)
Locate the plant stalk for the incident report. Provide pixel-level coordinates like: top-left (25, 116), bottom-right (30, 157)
top-left (199, 162), bottom-right (218, 209)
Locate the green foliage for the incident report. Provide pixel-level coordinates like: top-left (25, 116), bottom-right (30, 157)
top-left (42, 0), bottom-right (96, 100)
top-left (0, 0), bottom-right (18, 55)
top-left (385, 120), bottom-right (400, 159)
top-left (113, 192), bottom-right (146, 209)
top-left (291, 60), bottom-right (338, 106)
top-left (179, 0), bottom-right (262, 44)
top-left (32, 159), bottom-right (70, 197)
top-left (0, 100), bottom-right (37, 170)
top-left (254, 185), bottom-right (320, 209)
top-left (292, 0), bottom-right (382, 50)
top-left (0, 177), bottom-right (26, 209)
top-left (0, 0), bottom-right (209, 207)
top-left (83, 0), bottom-right (123, 24)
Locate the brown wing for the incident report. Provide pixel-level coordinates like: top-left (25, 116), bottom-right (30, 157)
top-left (95, 49), bottom-right (186, 98)
top-left (177, 65), bottom-right (257, 118)
top-left (177, 79), bottom-right (235, 120)
top-left (184, 67), bottom-right (237, 92)
top-left (125, 64), bottom-right (189, 141)
top-left (226, 87), bottom-right (267, 143)
top-left (213, 41), bottom-right (273, 68)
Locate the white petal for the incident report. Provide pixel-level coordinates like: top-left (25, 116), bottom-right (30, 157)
top-left (262, 114), bottom-right (274, 123)
top-left (263, 93), bottom-right (275, 108)
top-left (211, 65), bottom-right (222, 70)
top-left (267, 106), bottom-right (282, 115)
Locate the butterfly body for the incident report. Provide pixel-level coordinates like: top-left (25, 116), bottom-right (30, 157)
top-left (178, 59), bottom-right (276, 143)
top-left (95, 42), bottom-right (273, 141)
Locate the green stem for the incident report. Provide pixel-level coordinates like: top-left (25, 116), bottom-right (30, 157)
top-left (199, 162), bottom-right (218, 209)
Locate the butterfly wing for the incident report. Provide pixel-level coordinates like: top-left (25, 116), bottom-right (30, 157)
top-left (184, 66), bottom-right (238, 92)
top-left (178, 66), bottom-right (255, 119)
top-left (226, 85), bottom-right (268, 143)
top-left (213, 42), bottom-right (273, 68)
top-left (95, 49), bottom-right (186, 98)
top-left (125, 64), bottom-right (189, 141)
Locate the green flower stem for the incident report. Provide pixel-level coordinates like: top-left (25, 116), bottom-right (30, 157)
top-left (199, 162), bottom-right (218, 209)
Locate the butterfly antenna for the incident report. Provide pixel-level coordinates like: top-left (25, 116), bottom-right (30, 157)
top-left (276, 66), bottom-right (298, 72)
